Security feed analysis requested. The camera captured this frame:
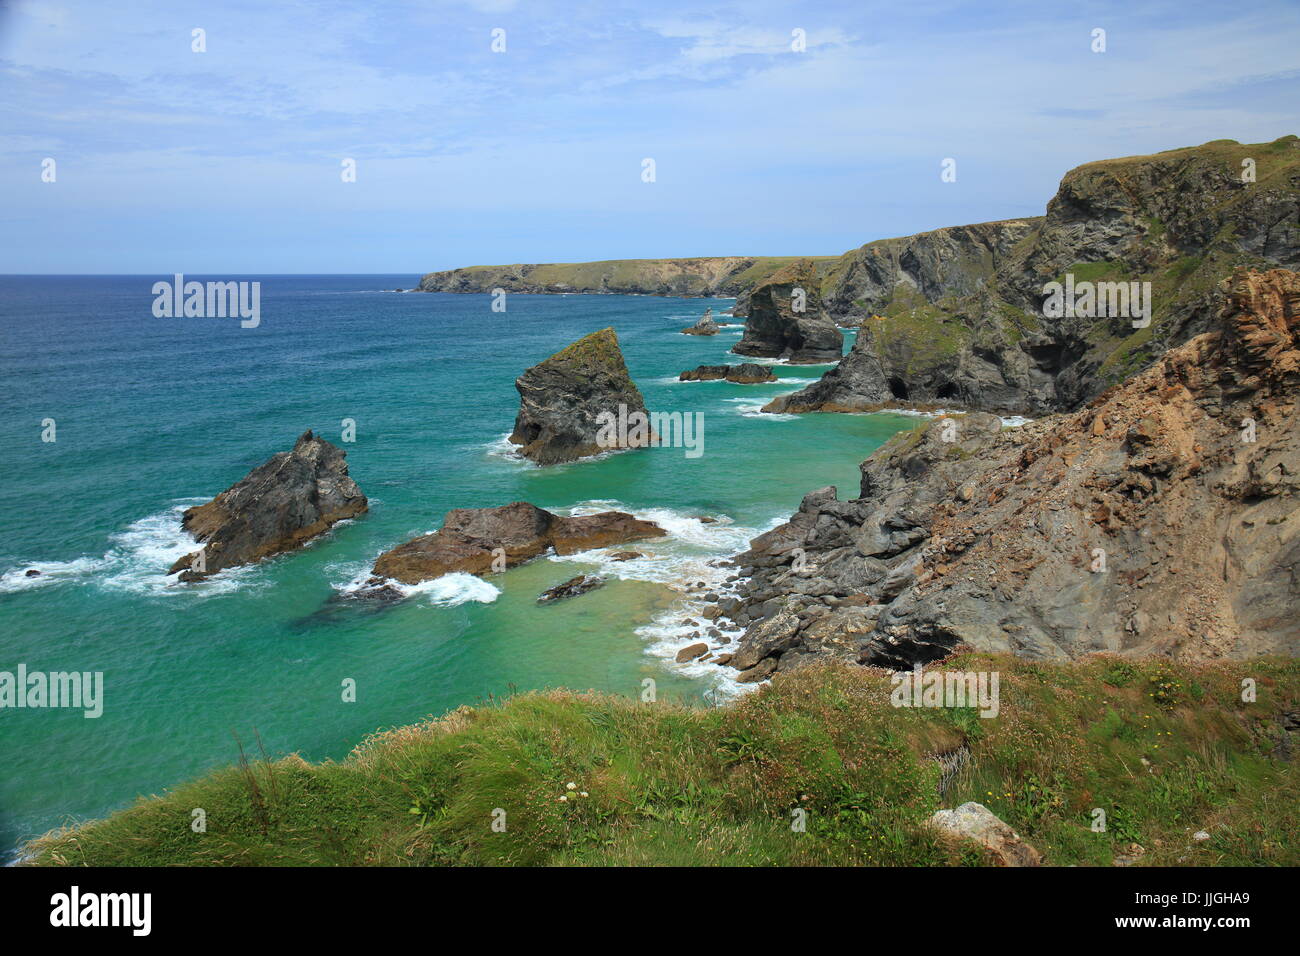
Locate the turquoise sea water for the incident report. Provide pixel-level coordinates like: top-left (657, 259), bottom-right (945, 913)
top-left (0, 275), bottom-right (920, 858)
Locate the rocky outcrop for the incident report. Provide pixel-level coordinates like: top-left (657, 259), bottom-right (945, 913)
top-left (930, 803), bottom-right (1042, 866)
top-left (772, 137), bottom-right (1300, 415)
top-left (366, 502), bottom-right (665, 587)
top-left (733, 259), bottom-right (844, 364)
top-left (538, 574), bottom-right (604, 604)
top-left (682, 309), bottom-right (720, 335)
top-left (168, 430), bottom-right (367, 581)
top-left (718, 268), bottom-right (1300, 674)
top-left (678, 363), bottom-right (777, 384)
top-left (762, 345), bottom-right (891, 412)
top-left (509, 327), bottom-right (651, 465)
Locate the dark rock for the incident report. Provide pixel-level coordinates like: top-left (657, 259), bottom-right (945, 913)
top-left (168, 430), bottom-right (367, 580)
top-left (538, 574), bottom-right (604, 604)
top-left (609, 551), bottom-right (643, 562)
top-left (24, 569), bottom-right (40, 577)
top-left (733, 259), bottom-right (843, 364)
top-left (735, 658), bottom-right (778, 682)
top-left (508, 327), bottom-right (652, 465)
top-left (678, 363), bottom-right (777, 383)
top-left (682, 309), bottom-right (720, 335)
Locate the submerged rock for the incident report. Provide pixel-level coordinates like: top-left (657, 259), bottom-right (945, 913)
top-left (367, 502), bottom-right (664, 588)
top-left (538, 574), bottom-right (605, 604)
top-left (733, 259), bottom-right (843, 364)
top-left (508, 327), bottom-right (653, 465)
top-left (24, 569), bottom-right (40, 578)
top-left (679, 363), bottom-right (776, 384)
top-left (168, 430), bottom-right (367, 581)
top-left (682, 309), bottom-right (720, 335)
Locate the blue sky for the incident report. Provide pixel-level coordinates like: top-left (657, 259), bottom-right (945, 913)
top-left (2, 0), bottom-right (1298, 273)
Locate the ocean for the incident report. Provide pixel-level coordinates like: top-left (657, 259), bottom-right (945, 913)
top-left (0, 274), bottom-right (921, 859)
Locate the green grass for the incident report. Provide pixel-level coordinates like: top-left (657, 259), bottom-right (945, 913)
top-left (24, 654), bottom-right (1300, 867)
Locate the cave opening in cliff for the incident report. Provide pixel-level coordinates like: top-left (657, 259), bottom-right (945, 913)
top-left (888, 377), bottom-right (910, 400)
top-left (936, 382), bottom-right (960, 399)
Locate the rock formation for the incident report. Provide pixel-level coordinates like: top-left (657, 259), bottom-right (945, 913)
top-left (733, 259), bottom-right (844, 364)
top-left (420, 137), bottom-right (1299, 415)
top-left (682, 309), bottom-right (720, 335)
top-left (508, 327), bottom-right (652, 465)
top-left (678, 363), bottom-right (777, 384)
top-left (365, 502), bottom-right (664, 587)
top-left (717, 268), bottom-right (1300, 676)
top-left (168, 430), bottom-right (367, 581)
top-left (930, 803), bottom-right (1042, 866)
top-left (537, 574), bottom-right (605, 604)
top-left (769, 137), bottom-right (1300, 414)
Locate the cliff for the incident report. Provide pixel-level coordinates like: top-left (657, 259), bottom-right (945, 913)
top-left (417, 255), bottom-right (835, 300)
top-left (713, 268), bottom-right (1300, 679)
top-left (773, 136), bottom-right (1300, 413)
top-left (23, 656), bottom-right (1300, 866)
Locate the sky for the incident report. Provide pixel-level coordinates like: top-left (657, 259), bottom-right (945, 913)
top-left (1, 0), bottom-right (1298, 274)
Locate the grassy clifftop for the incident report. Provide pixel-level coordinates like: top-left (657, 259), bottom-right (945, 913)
top-left (25, 654), bottom-right (1300, 866)
top-left (417, 255), bottom-right (839, 297)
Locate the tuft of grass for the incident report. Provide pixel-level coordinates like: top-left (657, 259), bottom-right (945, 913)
top-left (24, 655), bottom-right (1300, 867)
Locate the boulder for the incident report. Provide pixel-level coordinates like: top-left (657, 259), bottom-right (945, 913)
top-left (168, 430), bottom-right (367, 580)
top-left (508, 327), bottom-right (652, 465)
top-left (930, 802), bottom-right (1042, 866)
top-left (675, 642), bottom-right (709, 663)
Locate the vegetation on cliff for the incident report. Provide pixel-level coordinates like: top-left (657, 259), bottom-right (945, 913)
top-left (26, 655), bottom-right (1300, 867)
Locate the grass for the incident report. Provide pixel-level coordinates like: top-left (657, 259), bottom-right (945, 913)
top-left (24, 654), bottom-right (1300, 867)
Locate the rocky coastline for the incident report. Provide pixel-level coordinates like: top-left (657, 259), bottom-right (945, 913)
top-left (680, 268), bottom-right (1299, 682)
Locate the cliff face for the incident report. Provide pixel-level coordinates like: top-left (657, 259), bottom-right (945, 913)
top-left (774, 136), bottom-right (1300, 414)
top-left (732, 259), bottom-right (844, 363)
top-left (509, 327), bottom-right (651, 465)
top-left (717, 268), bottom-right (1300, 678)
top-left (168, 431), bottom-right (367, 580)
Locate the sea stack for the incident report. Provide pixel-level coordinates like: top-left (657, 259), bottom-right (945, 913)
top-left (733, 259), bottom-right (843, 364)
top-left (508, 327), bottom-right (652, 465)
top-left (682, 309), bottom-right (720, 335)
top-left (168, 430), bottom-right (367, 581)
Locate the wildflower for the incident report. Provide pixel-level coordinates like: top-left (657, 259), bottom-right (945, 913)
top-left (580, 791), bottom-right (589, 798)
top-left (559, 795), bottom-right (568, 802)
top-left (566, 782), bottom-right (577, 791)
